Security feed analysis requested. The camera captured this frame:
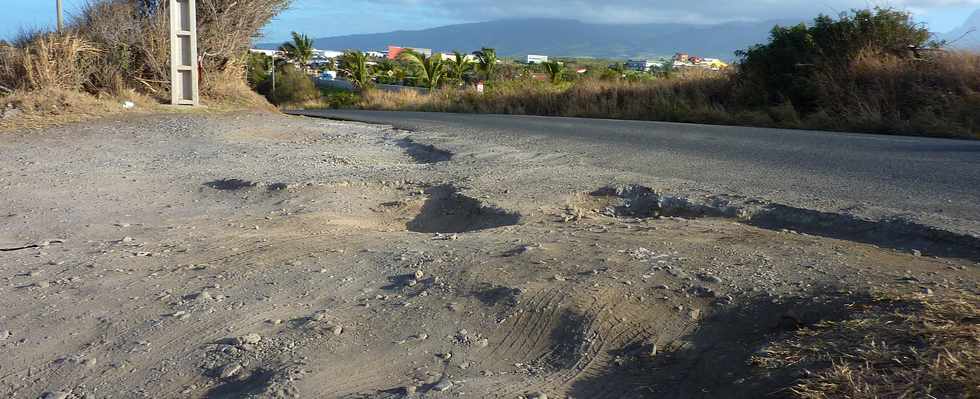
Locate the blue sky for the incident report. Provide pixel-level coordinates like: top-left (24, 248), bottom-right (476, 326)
top-left (2, 0), bottom-right (978, 42)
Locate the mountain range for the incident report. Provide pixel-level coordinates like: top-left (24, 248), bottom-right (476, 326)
top-left (260, 10), bottom-right (980, 59)
top-left (940, 10), bottom-right (980, 49)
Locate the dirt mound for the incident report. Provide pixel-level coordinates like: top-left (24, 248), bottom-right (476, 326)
top-left (406, 185), bottom-right (520, 233)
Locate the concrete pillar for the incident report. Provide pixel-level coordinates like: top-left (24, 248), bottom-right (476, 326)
top-left (169, 0), bottom-right (199, 106)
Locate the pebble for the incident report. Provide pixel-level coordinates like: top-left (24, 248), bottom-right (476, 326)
top-left (433, 378), bottom-right (454, 391)
top-left (121, 237), bottom-right (134, 243)
top-left (41, 392), bottom-right (70, 399)
top-left (701, 275), bottom-right (723, 284)
top-left (236, 333), bottom-right (262, 346)
top-left (34, 281), bottom-right (50, 289)
top-left (475, 338), bottom-right (489, 348)
top-left (329, 325), bottom-right (343, 336)
top-left (912, 250), bottom-right (922, 257)
top-left (414, 270), bottom-right (424, 280)
top-left (218, 362), bottom-right (243, 379)
top-left (0, 330), bottom-right (10, 340)
top-left (527, 393), bottom-right (548, 399)
top-left (403, 386), bottom-right (418, 395)
top-left (921, 287), bottom-right (934, 296)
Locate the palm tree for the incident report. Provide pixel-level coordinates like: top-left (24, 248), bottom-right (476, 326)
top-left (542, 61), bottom-right (566, 84)
top-left (398, 50), bottom-right (446, 89)
top-left (337, 50), bottom-right (373, 89)
top-left (446, 51), bottom-right (474, 85)
top-left (473, 47), bottom-right (498, 82)
top-left (279, 32), bottom-right (314, 72)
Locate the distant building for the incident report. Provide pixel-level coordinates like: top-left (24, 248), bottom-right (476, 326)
top-left (440, 53), bottom-right (478, 62)
top-left (313, 49), bottom-right (344, 59)
top-left (249, 49), bottom-right (280, 57)
top-left (625, 59), bottom-right (658, 72)
top-left (387, 45), bottom-right (432, 60)
top-left (674, 53), bottom-right (690, 62)
top-left (526, 54), bottom-right (549, 64)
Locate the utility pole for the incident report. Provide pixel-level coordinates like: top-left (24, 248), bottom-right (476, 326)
top-left (56, 0), bottom-right (63, 32)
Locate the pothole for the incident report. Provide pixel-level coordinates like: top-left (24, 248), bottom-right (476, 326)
top-left (395, 138), bottom-right (453, 164)
top-left (406, 184), bottom-right (521, 233)
top-left (588, 184), bottom-right (728, 219)
top-left (584, 184), bottom-right (980, 260)
top-left (204, 179), bottom-right (258, 191)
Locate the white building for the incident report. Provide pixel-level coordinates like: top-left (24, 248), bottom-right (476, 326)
top-left (527, 54), bottom-right (549, 64)
top-left (440, 53), bottom-right (478, 62)
top-left (249, 49), bottom-right (280, 57)
top-left (625, 59), bottom-right (657, 72)
top-left (313, 49), bottom-right (344, 59)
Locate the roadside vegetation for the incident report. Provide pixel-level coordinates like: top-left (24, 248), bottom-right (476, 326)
top-left (326, 8), bottom-right (979, 139)
top-left (1, 0), bottom-right (288, 129)
top-left (753, 291), bottom-right (979, 398)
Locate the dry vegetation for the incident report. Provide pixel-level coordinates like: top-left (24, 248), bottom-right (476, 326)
top-left (0, 0), bottom-right (286, 130)
top-left (753, 291), bottom-right (980, 398)
top-left (359, 50), bottom-right (980, 139)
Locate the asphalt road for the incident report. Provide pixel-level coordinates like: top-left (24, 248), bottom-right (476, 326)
top-left (289, 109), bottom-right (980, 223)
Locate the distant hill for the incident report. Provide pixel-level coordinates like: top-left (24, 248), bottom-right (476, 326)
top-left (940, 9), bottom-right (980, 50)
top-left (259, 18), bottom-right (799, 60)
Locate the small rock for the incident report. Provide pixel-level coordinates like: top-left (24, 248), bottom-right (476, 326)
top-left (432, 378), bottom-right (453, 392)
top-left (267, 319), bottom-right (282, 325)
top-left (41, 392), bottom-right (69, 399)
top-left (403, 386), bottom-right (418, 395)
top-left (911, 249), bottom-right (922, 257)
top-left (122, 237), bottom-right (134, 243)
top-left (329, 325), bottom-right (343, 336)
top-left (34, 281), bottom-right (50, 289)
top-left (235, 333), bottom-right (262, 346)
top-left (700, 274), bottom-right (723, 284)
top-left (0, 330), bottom-right (10, 340)
top-left (197, 291), bottom-right (213, 301)
top-left (83, 357), bottom-right (97, 367)
top-left (527, 393), bottom-right (548, 399)
top-left (475, 338), bottom-right (489, 348)
top-left (553, 274), bottom-right (566, 282)
top-left (218, 362), bottom-right (243, 379)
top-left (406, 279), bottom-right (418, 287)
top-left (414, 270), bottom-right (424, 280)
top-left (437, 352), bottom-right (452, 360)
top-left (921, 287), bottom-right (934, 296)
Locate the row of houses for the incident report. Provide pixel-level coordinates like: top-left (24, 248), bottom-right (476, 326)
top-left (625, 53), bottom-right (730, 72)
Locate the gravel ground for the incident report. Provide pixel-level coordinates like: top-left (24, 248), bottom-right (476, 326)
top-left (0, 112), bottom-right (976, 399)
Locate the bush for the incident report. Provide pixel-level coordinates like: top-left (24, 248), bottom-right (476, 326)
top-left (1, 0), bottom-right (290, 102)
top-left (258, 64), bottom-right (318, 105)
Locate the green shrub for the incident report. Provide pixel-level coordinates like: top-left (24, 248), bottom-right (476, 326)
top-left (258, 64), bottom-right (318, 105)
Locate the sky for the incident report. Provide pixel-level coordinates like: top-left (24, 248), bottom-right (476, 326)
top-left (2, 0), bottom-right (978, 42)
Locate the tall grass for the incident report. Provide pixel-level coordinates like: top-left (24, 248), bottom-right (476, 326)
top-left (1, 0), bottom-right (290, 103)
top-left (359, 51), bottom-right (980, 139)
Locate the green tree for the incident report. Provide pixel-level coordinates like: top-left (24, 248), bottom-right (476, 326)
top-left (399, 50), bottom-right (447, 89)
top-left (447, 51), bottom-right (474, 85)
top-left (736, 7), bottom-right (934, 111)
top-left (279, 32), bottom-right (314, 72)
top-left (473, 47), bottom-right (498, 82)
top-left (541, 61), bottom-right (566, 84)
top-left (337, 50), bottom-right (373, 89)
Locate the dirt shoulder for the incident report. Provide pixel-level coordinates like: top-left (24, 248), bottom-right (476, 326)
top-left (0, 112), bottom-right (976, 398)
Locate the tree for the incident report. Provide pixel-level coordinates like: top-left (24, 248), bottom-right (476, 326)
top-left (473, 47), bottom-right (498, 82)
top-left (279, 32), bottom-right (314, 72)
top-left (399, 50), bottom-right (447, 89)
top-left (541, 61), bottom-right (566, 84)
top-left (337, 50), bottom-right (373, 89)
top-left (446, 51), bottom-right (474, 85)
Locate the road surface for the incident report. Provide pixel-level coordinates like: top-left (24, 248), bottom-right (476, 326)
top-left (289, 110), bottom-right (980, 224)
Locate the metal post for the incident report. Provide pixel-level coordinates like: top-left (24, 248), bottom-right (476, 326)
top-left (56, 0), bottom-right (63, 32)
top-left (169, 0), bottom-right (200, 106)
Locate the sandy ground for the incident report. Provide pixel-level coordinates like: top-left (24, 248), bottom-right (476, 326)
top-left (0, 112), bottom-right (976, 399)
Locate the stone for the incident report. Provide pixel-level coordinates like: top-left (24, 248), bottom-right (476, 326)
top-left (329, 325), bottom-right (343, 336)
top-left (414, 270), bottom-right (424, 280)
top-left (0, 330), bottom-right (10, 341)
top-left (527, 393), bottom-right (548, 399)
top-left (700, 274), bottom-right (723, 284)
top-left (122, 237), bottom-right (134, 243)
top-left (403, 386), bottom-right (418, 395)
top-left (912, 250), bottom-right (922, 257)
top-left (219, 362), bottom-right (243, 379)
top-left (35, 281), bottom-right (50, 289)
top-left (433, 378), bottom-right (453, 392)
top-left (236, 333), bottom-right (262, 346)
top-left (41, 392), bottom-right (70, 399)
top-left (475, 338), bottom-right (489, 348)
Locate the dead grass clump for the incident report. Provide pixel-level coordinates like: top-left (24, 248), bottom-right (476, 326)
top-left (0, 32), bottom-right (98, 92)
top-left (752, 292), bottom-right (980, 398)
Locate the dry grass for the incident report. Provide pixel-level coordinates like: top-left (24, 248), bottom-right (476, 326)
top-left (752, 291), bottom-right (980, 398)
top-left (0, 0), bottom-right (289, 130)
top-left (0, 88), bottom-right (157, 132)
top-left (359, 51), bottom-right (980, 139)
top-left (0, 32), bottom-right (98, 92)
